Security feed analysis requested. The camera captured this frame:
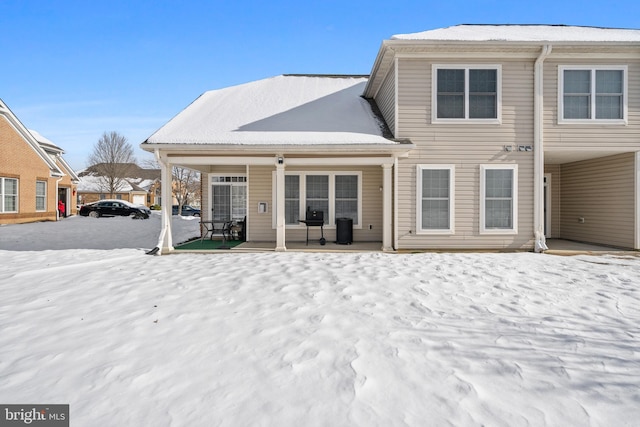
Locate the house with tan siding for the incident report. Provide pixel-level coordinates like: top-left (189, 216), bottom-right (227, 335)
top-left (0, 99), bottom-right (78, 225)
top-left (142, 25), bottom-right (640, 253)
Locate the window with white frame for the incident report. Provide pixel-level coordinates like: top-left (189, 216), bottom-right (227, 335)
top-left (36, 181), bottom-right (46, 211)
top-left (285, 175), bottom-right (300, 224)
top-left (1, 177), bottom-right (18, 213)
top-left (559, 66), bottom-right (627, 122)
top-left (335, 175), bottom-right (358, 221)
top-left (433, 65), bottom-right (501, 122)
top-left (276, 172), bottom-right (361, 227)
top-left (480, 165), bottom-right (518, 234)
top-left (417, 165), bottom-right (455, 233)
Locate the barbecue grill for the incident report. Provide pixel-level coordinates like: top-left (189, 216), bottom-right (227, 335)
top-left (299, 210), bottom-right (325, 245)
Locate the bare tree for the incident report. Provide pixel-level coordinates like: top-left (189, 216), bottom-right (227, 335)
top-left (88, 131), bottom-right (136, 198)
top-left (173, 166), bottom-right (200, 213)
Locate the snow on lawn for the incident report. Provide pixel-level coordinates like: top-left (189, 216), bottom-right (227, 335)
top-left (1, 216), bottom-right (640, 426)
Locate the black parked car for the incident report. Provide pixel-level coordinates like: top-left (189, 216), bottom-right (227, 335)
top-left (172, 205), bottom-right (201, 216)
top-left (80, 200), bottom-right (151, 219)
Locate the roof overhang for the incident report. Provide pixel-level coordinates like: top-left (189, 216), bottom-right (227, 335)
top-left (364, 38), bottom-right (640, 98)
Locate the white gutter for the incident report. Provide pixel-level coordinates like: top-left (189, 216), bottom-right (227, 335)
top-left (534, 45), bottom-right (552, 252)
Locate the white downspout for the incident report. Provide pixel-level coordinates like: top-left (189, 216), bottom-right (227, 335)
top-left (534, 44), bottom-right (552, 252)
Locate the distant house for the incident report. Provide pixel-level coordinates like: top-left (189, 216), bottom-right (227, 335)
top-left (142, 25), bottom-right (640, 253)
top-left (77, 163), bottom-right (160, 207)
top-left (0, 99), bottom-right (79, 224)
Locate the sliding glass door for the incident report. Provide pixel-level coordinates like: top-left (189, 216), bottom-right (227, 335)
top-left (211, 176), bottom-right (247, 221)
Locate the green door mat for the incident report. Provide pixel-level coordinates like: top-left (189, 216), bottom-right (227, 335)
top-left (175, 239), bottom-right (244, 250)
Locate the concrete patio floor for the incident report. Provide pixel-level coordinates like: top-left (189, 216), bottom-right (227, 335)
top-left (544, 239), bottom-right (638, 256)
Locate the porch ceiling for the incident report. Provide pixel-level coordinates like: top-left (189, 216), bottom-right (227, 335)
top-left (545, 149), bottom-right (630, 164)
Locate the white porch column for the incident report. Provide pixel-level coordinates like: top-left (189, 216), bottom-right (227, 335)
top-left (382, 163), bottom-right (393, 251)
top-left (275, 160), bottom-right (286, 251)
top-left (160, 157), bottom-right (173, 253)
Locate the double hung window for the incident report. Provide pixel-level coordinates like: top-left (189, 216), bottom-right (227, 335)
top-left (36, 181), bottom-right (46, 211)
top-left (433, 65), bottom-right (501, 122)
top-left (480, 165), bottom-right (518, 234)
top-left (416, 165), bottom-right (454, 233)
top-left (1, 178), bottom-right (18, 213)
top-left (560, 66), bottom-right (627, 122)
top-left (278, 172), bottom-right (361, 227)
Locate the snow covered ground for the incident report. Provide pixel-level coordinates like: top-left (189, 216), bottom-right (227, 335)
top-left (1, 214), bottom-right (639, 426)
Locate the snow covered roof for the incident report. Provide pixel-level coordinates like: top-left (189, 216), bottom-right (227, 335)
top-left (144, 75), bottom-right (396, 147)
top-left (392, 24), bottom-right (640, 43)
top-left (76, 175), bottom-right (134, 193)
top-left (29, 129), bottom-right (62, 152)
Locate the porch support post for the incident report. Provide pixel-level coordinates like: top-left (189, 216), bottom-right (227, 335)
top-left (382, 163), bottom-right (393, 252)
top-left (275, 159), bottom-right (286, 251)
top-left (159, 155), bottom-right (173, 253)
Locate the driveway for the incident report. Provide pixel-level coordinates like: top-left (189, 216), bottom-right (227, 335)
top-left (0, 213), bottom-right (200, 251)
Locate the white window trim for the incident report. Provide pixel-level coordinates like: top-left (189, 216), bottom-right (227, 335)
top-left (416, 165), bottom-right (455, 235)
top-left (480, 164), bottom-right (518, 235)
top-left (208, 174), bottom-right (248, 222)
top-left (36, 180), bottom-right (47, 212)
top-left (0, 177), bottom-right (19, 213)
top-left (272, 171), bottom-right (362, 229)
top-left (432, 64), bottom-right (502, 124)
top-left (558, 65), bottom-right (628, 125)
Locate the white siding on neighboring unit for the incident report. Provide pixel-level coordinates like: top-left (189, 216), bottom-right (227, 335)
top-left (394, 57), bottom-right (536, 250)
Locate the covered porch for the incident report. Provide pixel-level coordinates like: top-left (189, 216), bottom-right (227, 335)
top-left (154, 148), bottom-right (412, 255)
top-left (543, 150), bottom-right (640, 250)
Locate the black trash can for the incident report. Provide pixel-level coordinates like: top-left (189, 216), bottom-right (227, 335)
top-left (336, 217), bottom-right (353, 245)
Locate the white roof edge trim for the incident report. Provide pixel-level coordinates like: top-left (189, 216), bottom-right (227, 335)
top-left (0, 100), bottom-right (64, 175)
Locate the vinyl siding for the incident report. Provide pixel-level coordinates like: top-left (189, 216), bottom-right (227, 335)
top-left (559, 153), bottom-right (635, 248)
top-left (374, 62), bottom-right (396, 135)
top-left (394, 57), bottom-right (535, 249)
top-left (247, 166), bottom-right (275, 242)
top-left (246, 165), bottom-right (384, 243)
top-left (543, 56), bottom-right (640, 152)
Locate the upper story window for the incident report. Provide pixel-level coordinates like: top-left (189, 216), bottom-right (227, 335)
top-left (559, 66), bottom-right (627, 124)
top-left (433, 65), bottom-right (501, 123)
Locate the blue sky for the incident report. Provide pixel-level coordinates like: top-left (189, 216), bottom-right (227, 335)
top-left (2, 0), bottom-right (638, 170)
